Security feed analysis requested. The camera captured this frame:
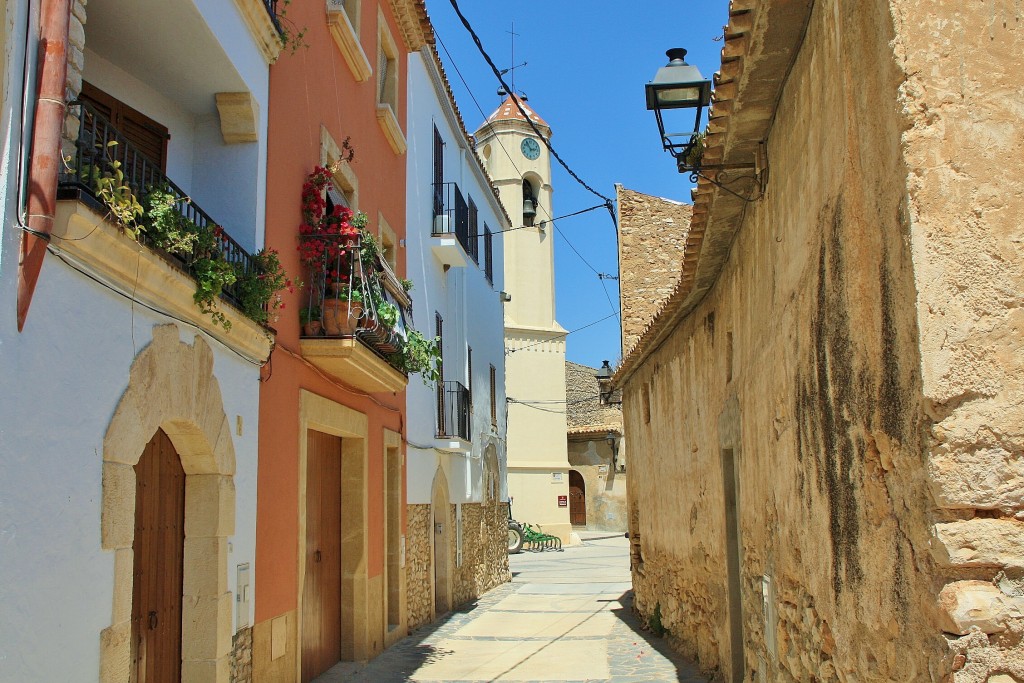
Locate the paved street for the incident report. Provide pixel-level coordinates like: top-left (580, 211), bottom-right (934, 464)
top-left (315, 532), bottom-right (709, 682)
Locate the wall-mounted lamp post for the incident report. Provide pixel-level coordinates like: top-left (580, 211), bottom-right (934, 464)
top-left (605, 431), bottom-right (620, 471)
top-left (645, 48), bottom-right (712, 167)
top-left (595, 359), bottom-right (613, 405)
top-left (646, 48), bottom-right (764, 201)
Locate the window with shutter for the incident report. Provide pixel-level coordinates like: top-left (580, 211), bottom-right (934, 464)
top-left (467, 198), bottom-right (479, 262)
top-left (432, 126), bottom-right (444, 219)
top-left (81, 82), bottom-right (169, 172)
top-left (484, 226), bottom-right (494, 284)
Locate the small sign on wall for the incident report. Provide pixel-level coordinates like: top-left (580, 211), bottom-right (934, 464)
top-left (597, 465), bottom-right (609, 474)
top-left (558, 495), bottom-right (568, 507)
top-left (552, 472), bottom-right (563, 483)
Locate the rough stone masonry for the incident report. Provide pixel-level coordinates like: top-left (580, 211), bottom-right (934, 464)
top-left (618, 1), bottom-right (1024, 681)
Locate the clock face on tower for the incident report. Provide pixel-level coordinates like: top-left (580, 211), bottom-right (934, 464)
top-left (520, 138), bottom-right (541, 160)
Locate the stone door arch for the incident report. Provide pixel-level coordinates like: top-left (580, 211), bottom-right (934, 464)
top-left (99, 326), bottom-right (236, 683)
top-left (569, 470), bottom-right (586, 527)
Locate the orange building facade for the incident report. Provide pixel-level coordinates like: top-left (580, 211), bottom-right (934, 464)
top-left (253, 2), bottom-right (432, 680)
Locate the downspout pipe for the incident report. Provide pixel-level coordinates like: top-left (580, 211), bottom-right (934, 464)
top-left (16, 0), bottom-right (70, 331)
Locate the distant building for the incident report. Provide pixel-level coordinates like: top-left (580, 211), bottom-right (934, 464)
top-left (565, 361), bottom-right (626, 532)
top-left (474, 96), bottom-right (573, 544)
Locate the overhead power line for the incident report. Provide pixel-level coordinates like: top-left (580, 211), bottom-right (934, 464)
top-left (446, 0), bottom-right (618, 232)
top-left (506, 312), bottom-right (619, 355)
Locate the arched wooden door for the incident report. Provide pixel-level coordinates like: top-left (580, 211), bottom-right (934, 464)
top-left (131, 429), bottom-right (185, 683)
top-left (569, 470), bottom-right (587, 527)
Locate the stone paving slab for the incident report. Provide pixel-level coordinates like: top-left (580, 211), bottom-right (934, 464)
top-left (454, 609), bottom-right (618, 639)
top-left (313, 535), bottom-right (709, 683)
top-left (515, 581), bottom-right (632, 595)
top-left (490, 593), bottom-right (623, 613)
top-left (411, 637), bottom-right (610, 681)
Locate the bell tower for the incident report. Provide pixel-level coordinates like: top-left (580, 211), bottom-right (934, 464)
top-left (474, 95), bottom-right (572, 544)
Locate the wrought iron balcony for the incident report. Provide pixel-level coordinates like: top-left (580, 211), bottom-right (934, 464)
top-left (263, 0), bottom-right (283, 33)
top-left (431, 181), bottom-right (472, 257)
top-left (58, 100), bottom-right (255, 311)
top-left (437, 380), bottom-right (471, 441)
top-left (298, 232), bottom-right (412, 392)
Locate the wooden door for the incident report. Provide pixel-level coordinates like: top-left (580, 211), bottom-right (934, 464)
top-left (302, 431), bottom-right (343, 683)
top-left (131, 429), bottom-right (185, 683)
top-left (569, 470), bottom-right (586, 527)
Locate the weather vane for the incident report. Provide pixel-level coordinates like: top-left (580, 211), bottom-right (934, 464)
top-left (498, 21), bottom-right (527, 98)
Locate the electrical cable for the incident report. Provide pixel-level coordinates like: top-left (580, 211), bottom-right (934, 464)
top-left (447, 0), bottom-right (613, 210)
top-left (436, 28), bottom-right (621, 349)
top-left (470, 204), bottom-right (606, 237)
top-left (506, 311), bottom-right (618, 355)
top-left (43, 238), bottom-right (270, 367)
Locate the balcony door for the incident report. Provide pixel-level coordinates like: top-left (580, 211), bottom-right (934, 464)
top-left (80, 81), bottom-right (169, 171)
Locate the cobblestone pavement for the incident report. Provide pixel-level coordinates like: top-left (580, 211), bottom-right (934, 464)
top-left (314, 532), bottom-right (709, 682)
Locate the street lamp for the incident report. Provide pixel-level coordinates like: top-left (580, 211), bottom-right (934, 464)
top-left (605, 431), bottom-right (620, 471)
top-left (646, 48), bottom-right (764, 201)
top-left (645, 48), bottom-right (711, 169)
top-left (595, 360), bottom-right (613, 405)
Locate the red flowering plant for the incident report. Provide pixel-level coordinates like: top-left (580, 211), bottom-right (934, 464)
top-left (298, 164), bottom-right (363, 276)
top-left (298, 161), bottom-right (372, 310)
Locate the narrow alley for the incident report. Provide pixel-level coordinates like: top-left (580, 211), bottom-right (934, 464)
top-left (313, 534), bottom-right (709, 682)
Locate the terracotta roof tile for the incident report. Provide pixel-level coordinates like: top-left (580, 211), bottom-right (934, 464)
top-left (487, 94), bottom-right (549, 128)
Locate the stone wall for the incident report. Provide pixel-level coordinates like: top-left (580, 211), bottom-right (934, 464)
top-left (405, 504), bottom-right (433, 631)
top-left (623, 1), bottom-right (1024, 681)
top-left (451, 501), bottom-right (511, 608)
top-left (230, 626), bottom-right (252, 683)
top-left (616, 186), bottom-right (691, 354)
top-left (62, 0), bottom-right (87, 162)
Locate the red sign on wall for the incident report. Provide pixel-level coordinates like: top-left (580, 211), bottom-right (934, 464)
top-left (557, 495), bottom-right (568, 507)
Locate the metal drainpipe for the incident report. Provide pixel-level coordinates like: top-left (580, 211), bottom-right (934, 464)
top-left (16, 0), bottom-right (71, 331)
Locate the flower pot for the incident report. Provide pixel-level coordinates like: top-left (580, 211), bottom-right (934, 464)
top-left (323, 299), bottom-right (362, 336)
top-left (302, 321), bottom-right (322, 337)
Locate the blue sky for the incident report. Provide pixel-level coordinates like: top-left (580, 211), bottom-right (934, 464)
top-left (426, 0), bottom-right (731, 369)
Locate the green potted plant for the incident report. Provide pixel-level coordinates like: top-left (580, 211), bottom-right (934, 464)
top-left (299, 305), bottom-right (322, 336)
top-left (323, 285), bottom-right (362, 336)
top-left (233, 248), bottom-right (296, 327)
top-left (390, 330), bottom-right (441, 384)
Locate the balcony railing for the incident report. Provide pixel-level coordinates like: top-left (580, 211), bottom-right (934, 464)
top-left (58, 101), bottom-right (255, 309)
top-left (431, 182), bottom-right (471, 256)
top-left (299, 233), bottom-right (411, 369)
top-left (263, 0), bottom-right (283, 33)
top-left (437, 380), bottom-right (471, 441)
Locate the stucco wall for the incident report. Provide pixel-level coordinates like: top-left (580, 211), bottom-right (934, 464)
top-left (567, 439), bottom-right (627, 532)
top-left (0, 263), bottom-right (260, 680)
top-left (621, 1), bottom-right (1010, 680)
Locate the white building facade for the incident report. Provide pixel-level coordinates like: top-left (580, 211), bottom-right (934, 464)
top-left (0, 0), bottom-right (277, 680)
top-left (404, 45), bottom-right (511, 627)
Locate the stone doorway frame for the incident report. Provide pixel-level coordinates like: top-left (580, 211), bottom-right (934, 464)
top-left (99, 326), bottom-right (236, 683)
top-left (296, 390), bottom-right (370, 680)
